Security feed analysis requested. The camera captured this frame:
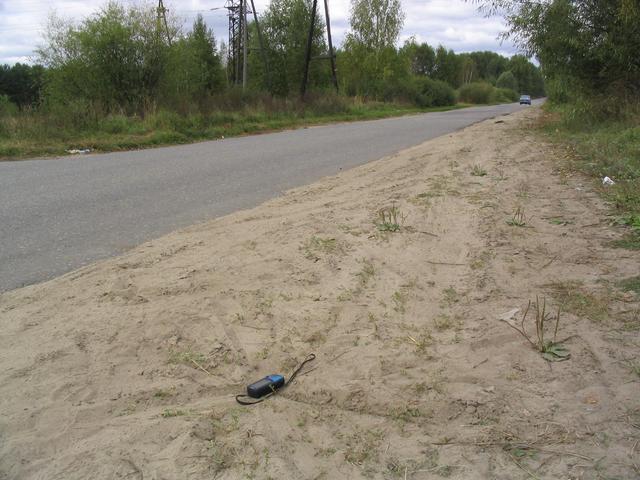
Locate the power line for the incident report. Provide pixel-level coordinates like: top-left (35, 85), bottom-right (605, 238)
top-left (301, 0), bottom-right (338, 96)
top-left (156, 0), bottom-right (172, 46)
top-left (224, 0), bottom-right (269, 89)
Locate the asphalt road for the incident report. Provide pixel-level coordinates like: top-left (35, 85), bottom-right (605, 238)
top-left (0, 102), bottom-right (537, 292)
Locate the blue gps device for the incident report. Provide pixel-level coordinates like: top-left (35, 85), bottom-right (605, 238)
top-left (246, 374), bottom-right (285, 398)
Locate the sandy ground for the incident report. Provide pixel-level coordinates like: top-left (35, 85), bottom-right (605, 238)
top-left (1, 108), bottom-right (639, 480)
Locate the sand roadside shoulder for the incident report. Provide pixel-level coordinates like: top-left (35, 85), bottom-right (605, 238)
top-left (1, 108), bottom-right (638, 479)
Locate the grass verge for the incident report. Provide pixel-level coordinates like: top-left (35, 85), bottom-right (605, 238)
top-left (0, 101), bottom-right (470, 160)
top-left (541, 101), bottom-right (640, 249)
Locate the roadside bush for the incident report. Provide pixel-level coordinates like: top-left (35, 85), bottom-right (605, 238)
top-left (0, 97), bottom-right (16, 138)
top-left (0, 116), bottom-right (12, 138)
top-left (414, 77), bottom-right (456, 107)
top-left (560, 94), bottom-right (640, 129)
top-left (149, 130), bottom-right (189, 145)
top-left (0, 94), bottom-right (18, 117)
top-left (457, 82), bottom-right (494, 104)
top-left (100, 114), bottom-right (136, 134)
top-left (304, 92), bottom-right (350, 116)
top-left (38, 3), bottom-right (170, 115)
top-left (0, 144), bottom-right (19, 156)
top-left (491, 87), bottom-right (518, 103)
top-left (545, 76), bottom-right (574, 104)
top-left (45, 98), bottom-right (100, 132)
top-left (378, 77), bottom-right (413, 104)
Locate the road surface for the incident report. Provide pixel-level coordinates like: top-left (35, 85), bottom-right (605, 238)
top-left (0, 102), bottom-right (538, 292)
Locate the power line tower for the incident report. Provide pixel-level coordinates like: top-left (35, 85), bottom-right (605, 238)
top-left (226, 0), bottom-right (243, 85)
top-left (301, 0), bottom-right (338, 97)
top-left (226, 0), bottom-right (270, 89)
top-left (156, 0), bottom-right (172, 46)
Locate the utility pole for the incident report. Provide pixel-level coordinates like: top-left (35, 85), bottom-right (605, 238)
top-left (157, 0), bottom-right (172, 46)
top-left (242, 0), bottom-right (248, 89)
top-left (225, 0), bottom-right (270, 90)
top-left (250, 0), bottom-right (271, 91)
top-left (225, 0), bottom-right (240, 84)
top-left (323, 0), bottom-right (338, 92)
top-left (301, 0), bottom-right (338, 97)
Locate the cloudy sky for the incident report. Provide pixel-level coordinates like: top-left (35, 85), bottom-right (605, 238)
top-left (0, 0), bottom-right (517, 65)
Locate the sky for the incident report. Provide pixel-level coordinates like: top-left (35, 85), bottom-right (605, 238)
top-left (0, 0), bottom-right (518, 65)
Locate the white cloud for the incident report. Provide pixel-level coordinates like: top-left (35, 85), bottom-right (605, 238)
top-left (0, 0), bottom-right (519, 65)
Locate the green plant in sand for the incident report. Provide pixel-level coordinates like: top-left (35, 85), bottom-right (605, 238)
top-left (376, 204), bottom-right (407, 232)
top-left (506, 206), bottom-right (527, 227)
top-left (501, 297), bottom-right (570, 362)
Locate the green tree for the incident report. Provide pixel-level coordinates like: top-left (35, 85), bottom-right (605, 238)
top-left (475, 0), bottom-right (639, 94)
top-left (337, 43), bottom-right (408, 98)
top-left (459, 53), bottom-right (478, 84)
top-left (347, 0), bottom-right (405, 52)
top-left (496, 70), bottom-right (517, 91)
top-left (189, 15), bottom-right (226, 93)
top-left (0, 63), bottom-right (45, 106)
top-left (37, 1), bottom-right (177, 114)
top-left (339, 0), bottom-right (406, 98)
top-left (400, 38), bottom-right (436, 76)
top-left (162, 14), bottom-right (225, 106)
top-left (508, 54), bottom-right (544, 95)
top-left (255, 0), bottom-right (329, 96)
top-left (468, 51), bottom-right (509, 83)
top-left (433, 45), bottom-right (461, 88)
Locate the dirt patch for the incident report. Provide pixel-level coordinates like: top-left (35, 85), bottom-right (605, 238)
top-left (1, 108), bottom-right (638, 479)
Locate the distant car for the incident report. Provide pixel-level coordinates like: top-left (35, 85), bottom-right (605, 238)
top-left (519, 95), bottom-right (531, 105)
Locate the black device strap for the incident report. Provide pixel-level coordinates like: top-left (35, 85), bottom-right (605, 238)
top-left (235, 353), bottom-right (316, 406)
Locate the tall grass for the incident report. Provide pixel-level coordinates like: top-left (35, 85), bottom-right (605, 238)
top-left (457, 82), bottom-right (519, 105)
top-left (0, 93), bottom-right (464, 159)
top-left (544, 96), bottom-right (640, 248)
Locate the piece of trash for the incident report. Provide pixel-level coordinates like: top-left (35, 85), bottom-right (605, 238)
top-left (66, 148), bottom-right (91, 154)
top-left (499, 308), bottom-right (520, 321)
top-left (602, 176), bottom-right (615, 186)
top-left (246, 374), bottom-right (285, 398)
top-left (583, 395), bottom-right (599, 405)
top-left (236, 353), bottom-right (315, 405)
top-left (494, 120), bottom-right (505, 124)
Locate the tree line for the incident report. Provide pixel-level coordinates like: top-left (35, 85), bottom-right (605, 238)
top-left (477, 0), bottom-right (638, 109)
top-left (0, 0), bottom-right (544, 117)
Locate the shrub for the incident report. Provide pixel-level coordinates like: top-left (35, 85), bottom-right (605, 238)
top-left (492, 87), bottom-right (519, 103)
top-left (457, 82), bottom-right (494, 104)
top-left (100, 115), bottom-right (134, 134)
top-left (546, 76), bottom-right (574, 104)
top-left (560, 94), bottom-right (640, 128)
top-left (46, 98), bottom-right (100, 132)
top-left (414, 77), bottom-right (456, 107)
top-left (0, 94), bottom-right (18, 117)
top-left (149, 130), bottom-right (188, 144)
top-left (305, 92), bottom-right (350, 116)
top-left (145, 110), bottom-right (185, 131)
top-left (381, 77), bottom-right (417, 104)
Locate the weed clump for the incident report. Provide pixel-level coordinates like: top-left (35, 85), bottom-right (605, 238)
top-left (161, 409), bottom-right (186, 418)
top-left (506, 206), bottom-right (527, 227)
top-left (470, 165), bottom-right (487, 176)
top-left (617, 276), bottom-right (640, 294)
top-left (376, 204), bottom-right (407, 232)
top-left (501, 297), bottom-right (570, 362)
top-left (547, 280), bottom-right (609, 322)
top-left (302, 236), bottom-right (341, 260)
